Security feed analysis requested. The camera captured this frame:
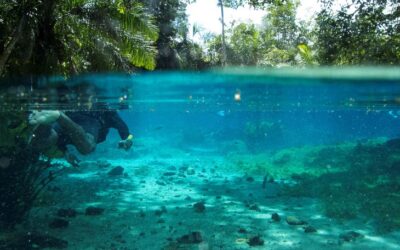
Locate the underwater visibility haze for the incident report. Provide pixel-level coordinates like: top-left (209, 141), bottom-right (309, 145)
top-left (2, 68), bottom-right (400, 249)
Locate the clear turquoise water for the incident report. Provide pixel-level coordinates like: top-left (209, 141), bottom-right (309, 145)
top-left (2, 68), bottom-right (400, 249)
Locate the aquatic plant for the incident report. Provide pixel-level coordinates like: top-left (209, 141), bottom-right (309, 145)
top-left (243, 121), bottom-right (283, 151)
top-left (0, 148), bottom-right (63, 229)
top-left (282, 140), bottom-right (400, 232)
top-left (230, 143), bottom-right (348, 179)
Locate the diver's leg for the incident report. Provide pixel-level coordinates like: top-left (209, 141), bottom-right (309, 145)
top-left (29, 110), bottom-right (96, 155)
top-left (30, 125), bottom-right (59, 152)
top-left (29, 110), bottom-right (61, 126)
top-left (57, 112), bottom-right (96, 155)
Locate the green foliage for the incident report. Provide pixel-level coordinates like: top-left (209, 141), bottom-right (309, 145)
top-left (297, 44), bottom-right (318, 66)
top-left (223, 0), bottom-right (278, 9)
top-left (206, 0), bottom-right (307, 67)
top-left (208, 0), bottom-right (400, 68)
top-left (2, 0), bottom-right (400, 73)
top-left (0, 0), bottom-right (158, 76)
top-left (229, 23), bottom-right (262, 65)
top-left (259, 46), bottom-right (292, 67)
top-left (262, 0), bottom-right (299, 50)
top-left (138, 0), bottom-right (208, 70)
top-left (315, 0), bottom-right (400, 65)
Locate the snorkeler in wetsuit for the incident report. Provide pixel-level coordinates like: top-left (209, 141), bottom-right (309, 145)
top-left (29, 109), bottom-right (133, 166)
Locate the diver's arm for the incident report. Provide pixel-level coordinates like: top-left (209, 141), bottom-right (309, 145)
top-left (108, 111), bottom-right (130, 140)
top-left (108, 111), bottom-right (133, 150)
top-left (57, 112), bottom-right (96, 155)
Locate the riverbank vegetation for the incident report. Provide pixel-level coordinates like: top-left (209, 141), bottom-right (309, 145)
top-left (1, 0), bottom-right (399, 77)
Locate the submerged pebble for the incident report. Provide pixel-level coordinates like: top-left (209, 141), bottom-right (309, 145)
top-left (286, 216), bottom-right (307, 225)
top-left (49, 218), bottom-right (69, 229)
top-left (193, 201), bottom-right (206, 213)
top-left (85, 206), bottom-right (105, 216)
top-left (179, 166), bottom-right (188, 172)
top-left (246, 176), bottom-right (255, 182)
top-left (156, 180), bottom-right (166, 186)
top-left (177, 232), bottom-right (203, 244)
top-left (339, 231), bottom-right (364, 242)
top-left (2, 233), bottom-right (68, 249)
top-left (168, 166), bottom-right (177, 171)
top-left (248, 204), bottom-right (261, 212)
top-left (155, 206), bottom-right (168, 216)
top-left (163, 171), bottom-right (176, 176)
top-left (107, 166), bottom-right (124, 176)
top-left (97, 160), bottom-right (111, 168)
top-left (186, 168), bottom-right (195, 175)
top-left (247, 235), bottom-right (264, 246)
top-left (57, 208), bottom-right (77, 218)
top-left (271, 213), bottom-right (281, 222)
top-left (304, 225), bottom-right (317, 233)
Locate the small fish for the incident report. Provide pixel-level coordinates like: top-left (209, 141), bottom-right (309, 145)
top-left (154, 126), bottom-right (163, 131)
top-left (217, 110), bottom-right (225, 117)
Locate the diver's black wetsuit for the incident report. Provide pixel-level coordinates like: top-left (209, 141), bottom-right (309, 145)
top-left (55, 110), bottom-right (129, 152)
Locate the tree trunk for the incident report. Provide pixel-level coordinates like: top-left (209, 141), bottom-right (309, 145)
top-left (0, 16), bottom-right (27, 76)
top-left (218, 0), bottom-right (227, 66)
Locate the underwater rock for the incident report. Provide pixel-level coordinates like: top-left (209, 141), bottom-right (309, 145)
top-left (193, 201), bottom-right (206, 213)
top-left (385, 138), bottom-right (400, 148)
top-left (97, 160), bottom-right (111, 168)
top-left (247, 235), bottom-right (264, 246)
top-left (177, 232), bottom-right (203, 244)
top-left (163, 171), bottom-right (176, 176)
top-left (156, 180), bottom-right (166, 186)
top-left (155, 206), bottom-right (168, 216)
top-left (3, 233), bottom-right (68, 249)
top-left (108, 166), bottom-right (124, 176)
top-left (186, 168), bottom-right (195, 175)
top-left (57, 208), bottom-right (77, 218)
top-left (49, 218), bottom-right (69, 229)
top-left (304, 225), bottom-right (317, 233)
top-left (246, 176), bottom-right (255, 182)
top-left (286, 216), bottom-right (307, 225)
top-left (85, 206), bottom-right (105, 216)
top-left (339, 231), bottom-right (364, 242)
top-left (138, 210), bottom-right (146, 218)
top-left (271, 213), bottom-right (281, 222)
top-left (248, 204), bottom-right (261, 212)
top-left (179, 166), bottom-right (189, 172)
top-left (168, 166), bottom-right (177, 171)
top-left (113, 234), bottom-right (126, 244)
